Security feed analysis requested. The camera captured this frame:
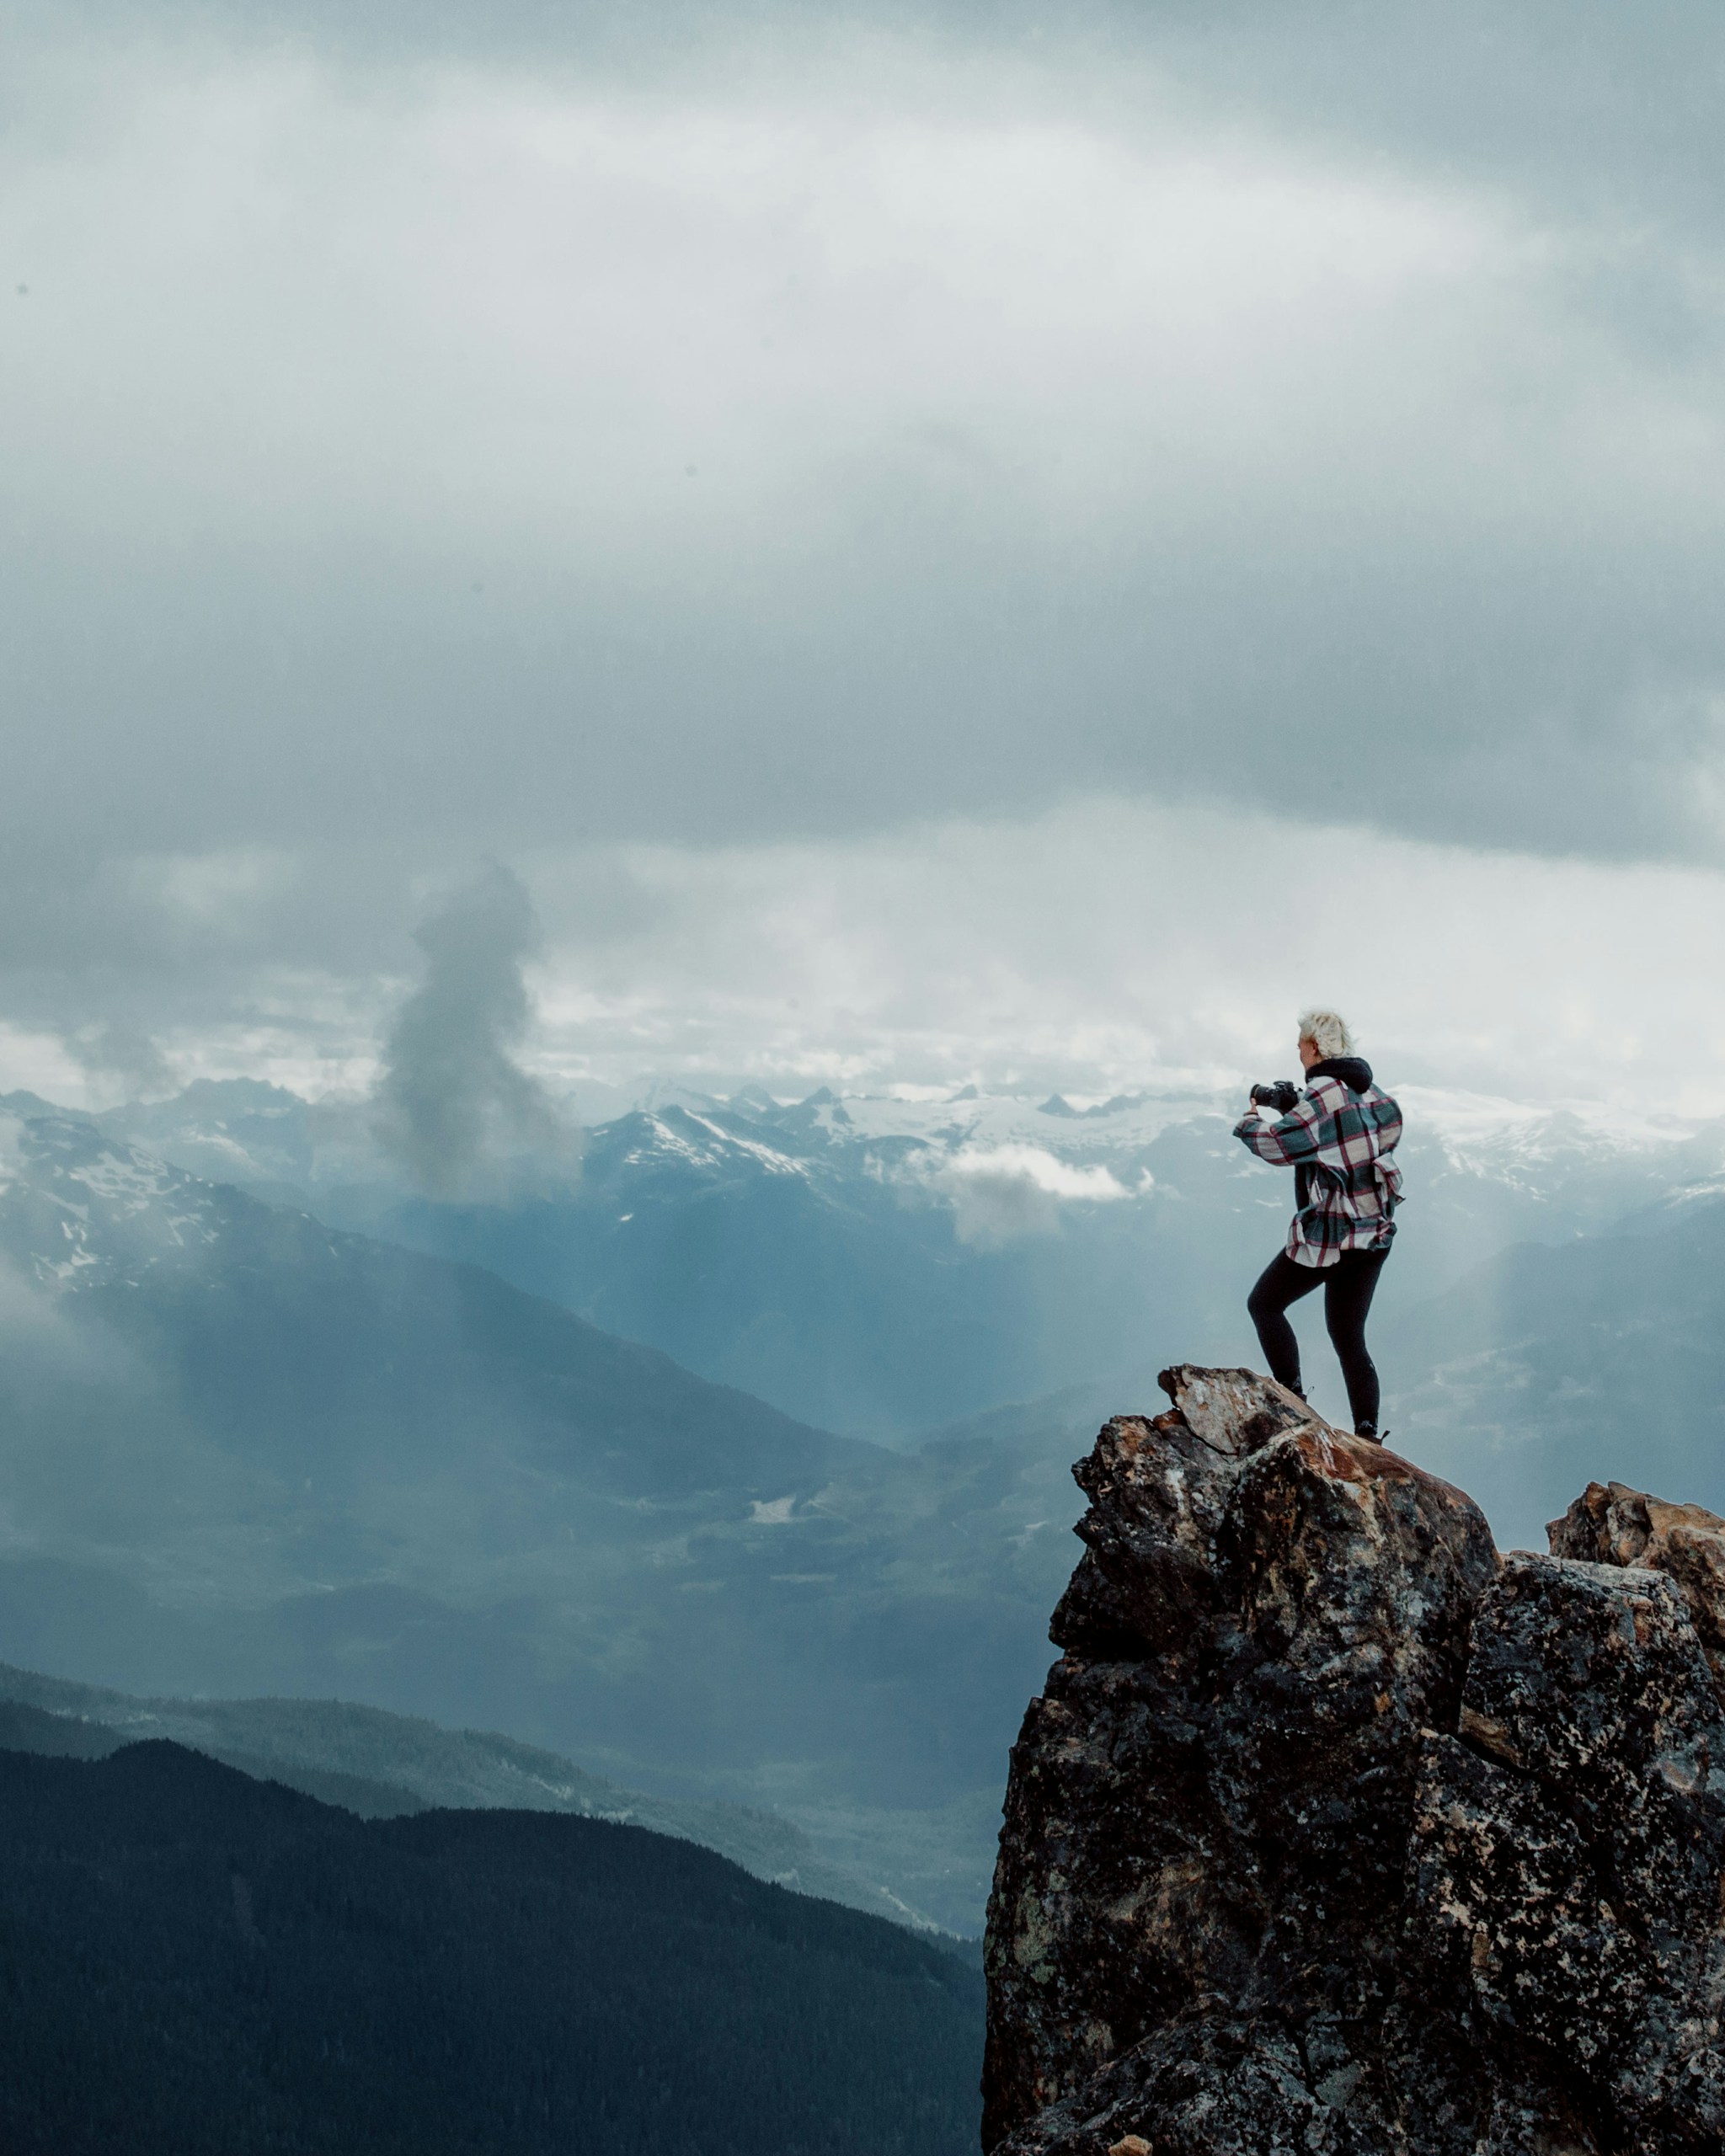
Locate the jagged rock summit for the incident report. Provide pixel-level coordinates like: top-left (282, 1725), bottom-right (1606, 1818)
top-left (984, 1366), bottom-right (1725, 2156)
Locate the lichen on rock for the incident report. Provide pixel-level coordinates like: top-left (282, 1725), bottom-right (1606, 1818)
top-left (1550, 1479), bottom-right (1725, 1691)
top-left (984, 1366), bottom-right (1725, 2156)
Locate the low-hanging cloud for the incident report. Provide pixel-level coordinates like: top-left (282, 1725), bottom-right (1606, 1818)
top-left (63, 1020), bottom-right (175, 1102)
top-left (926, 1143), bottom-right (1136, 1246)
top-left (372, 865), bottom-right (576, 1198)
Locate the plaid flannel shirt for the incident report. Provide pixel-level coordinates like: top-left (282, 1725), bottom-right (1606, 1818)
top-left (1233, 1073), bottom-right (1404, 1267)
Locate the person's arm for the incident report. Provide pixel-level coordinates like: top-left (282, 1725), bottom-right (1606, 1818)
top-left (1233, 1093), bottom-right (1325, 1166)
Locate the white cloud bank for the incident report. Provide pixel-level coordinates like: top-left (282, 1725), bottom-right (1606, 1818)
top-left (14, 792), bottom-right (1722, 1124)
top-left (927, 1145), bottom-right (1135, 1246)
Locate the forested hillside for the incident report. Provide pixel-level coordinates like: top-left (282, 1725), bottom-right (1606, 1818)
top-left (0, 1741), bottom-right (983, 2155)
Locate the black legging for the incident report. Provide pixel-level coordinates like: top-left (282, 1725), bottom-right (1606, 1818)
top-left (1247, 1247), bottom-right (1388, 1433)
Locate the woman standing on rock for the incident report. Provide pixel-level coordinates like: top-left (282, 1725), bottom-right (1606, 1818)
top-left (1234, 1009), bottom-right (1402, 1440)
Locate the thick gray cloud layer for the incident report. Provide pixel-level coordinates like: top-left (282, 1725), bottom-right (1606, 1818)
top-left (3, 0), bottom-right (1725, 1059)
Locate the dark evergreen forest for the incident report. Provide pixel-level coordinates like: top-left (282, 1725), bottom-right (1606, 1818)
top-left (0, 1741), bottom-right (983, 2154)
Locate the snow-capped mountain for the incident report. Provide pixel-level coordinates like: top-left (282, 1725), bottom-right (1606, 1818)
top-left (0, 1109), bottom-right (241, 1290)
top-left (86, 1074), bottom-right (1725, 1438)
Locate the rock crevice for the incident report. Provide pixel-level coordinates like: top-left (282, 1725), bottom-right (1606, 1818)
top-left (984, 1369), bottom-right (1725, 2156)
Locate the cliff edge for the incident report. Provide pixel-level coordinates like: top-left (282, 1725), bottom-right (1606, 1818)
top-left (982, 1365), bottom-right (1725, 2156)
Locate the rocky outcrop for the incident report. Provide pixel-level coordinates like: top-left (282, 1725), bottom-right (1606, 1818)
top-left (983, 1368), bottom-right (1725, 2156)
top-left (1550, 1479), bottom-right (1725, 1691)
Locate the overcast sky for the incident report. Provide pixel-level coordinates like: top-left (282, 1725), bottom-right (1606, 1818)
top-left (5, 1), bottom-right (1725, 1108)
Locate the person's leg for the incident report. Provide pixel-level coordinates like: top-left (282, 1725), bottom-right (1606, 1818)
top-left (1247, 1252), bottom-right (1324, 1397)
top-left (1323, 1249), bottom-right (1390, 1434)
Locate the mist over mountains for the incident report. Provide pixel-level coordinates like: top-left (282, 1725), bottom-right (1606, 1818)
top-left (0, 1661), bottom-right (919, 1922)
top-left (5, 1071), bottom-right (1725, 1927)
top-left (0, 1097), bottom-right (1087, 1925)
top-left (1386, 1185), bottom-right (1725, 1547)
top-left (96, 1072), bottom-right (1725, 1439)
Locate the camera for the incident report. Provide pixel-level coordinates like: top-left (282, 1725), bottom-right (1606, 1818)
top-left (1250, 1080), bottom-right (1300, 1115)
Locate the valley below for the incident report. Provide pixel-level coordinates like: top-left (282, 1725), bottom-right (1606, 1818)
top-left (4, 1075), bottom-right (1725, 1935)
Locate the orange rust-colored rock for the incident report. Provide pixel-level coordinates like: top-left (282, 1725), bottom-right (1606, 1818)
top-left (1550, 1478), bottom-right (1725, 1691)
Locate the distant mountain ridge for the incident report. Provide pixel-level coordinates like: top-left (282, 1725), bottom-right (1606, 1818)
top-left (0, 1097), bottom-right (1083, 1930)
top-left (0, 1657), bottom-right (907, 1923)
top-left (1384, 1184), bottom-right (1725, 1549)
top-left (83, 1075), bottom-right (1725, 1438)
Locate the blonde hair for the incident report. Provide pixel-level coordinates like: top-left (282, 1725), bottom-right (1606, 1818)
top-left (1298, 1008), bottom-right (1354, 1059)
